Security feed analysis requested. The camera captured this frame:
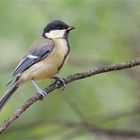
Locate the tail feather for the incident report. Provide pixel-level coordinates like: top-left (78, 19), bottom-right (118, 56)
top-left (0, 83), bottom-right (19, 111)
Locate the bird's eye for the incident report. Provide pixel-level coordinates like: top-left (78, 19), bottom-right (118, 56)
top-left (57, 27), bottom-right (61, 29)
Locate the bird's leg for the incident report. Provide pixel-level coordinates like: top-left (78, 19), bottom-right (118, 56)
top-left (53, 76), bottom-right (66, 90)
top-left (32, 80), bottom-right (47, 96)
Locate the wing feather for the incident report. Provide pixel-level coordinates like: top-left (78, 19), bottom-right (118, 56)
top-left (12, 37), bottom-right (54, 77)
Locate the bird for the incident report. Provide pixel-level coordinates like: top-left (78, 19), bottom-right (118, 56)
top-left (0, 20), bottom-right (75, 111)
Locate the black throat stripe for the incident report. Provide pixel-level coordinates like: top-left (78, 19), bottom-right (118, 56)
top-left (58, 39), bottom-right (70, 71)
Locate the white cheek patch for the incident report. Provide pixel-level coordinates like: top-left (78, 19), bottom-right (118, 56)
top-left (45, 29), bottom-right (66, 39)
top-left (27, 55), bottom-right (38, 59)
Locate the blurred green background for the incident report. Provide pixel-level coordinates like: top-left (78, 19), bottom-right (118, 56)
top-left (0, 0), bottom-right (140, 140)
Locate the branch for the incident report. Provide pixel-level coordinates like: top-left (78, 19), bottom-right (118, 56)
top-left (0, 58), bottom-right (140, 134)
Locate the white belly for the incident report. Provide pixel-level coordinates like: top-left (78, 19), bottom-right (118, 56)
top-left (20, 38), bottom-right (69, 82)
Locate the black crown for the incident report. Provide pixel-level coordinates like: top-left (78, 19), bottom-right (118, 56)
top-left (43, 20), bottom-right (69, 33)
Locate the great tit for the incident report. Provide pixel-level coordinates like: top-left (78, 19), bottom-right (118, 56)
top-left (0, 20), bottom-right (75, 111)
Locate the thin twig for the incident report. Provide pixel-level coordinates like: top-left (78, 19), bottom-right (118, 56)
top-left (61, 92), bottom-right (88, 124)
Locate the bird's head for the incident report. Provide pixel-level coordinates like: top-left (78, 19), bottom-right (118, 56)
top-left (42, 20), bottom-right (75, 39)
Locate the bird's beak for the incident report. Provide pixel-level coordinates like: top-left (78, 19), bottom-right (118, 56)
top-left (67, 26), bottom-right (75, 31)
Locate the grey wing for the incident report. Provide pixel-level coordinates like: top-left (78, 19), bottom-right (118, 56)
top-left (12, 39), bottom-right (54, 77)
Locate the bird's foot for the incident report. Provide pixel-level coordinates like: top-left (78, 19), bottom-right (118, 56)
top-left (37, 88), bottom-right (47, 97)
top-left (32, 80), bottom-right (48, 97)
top-left (53, 76), bottom-right (66, 90)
